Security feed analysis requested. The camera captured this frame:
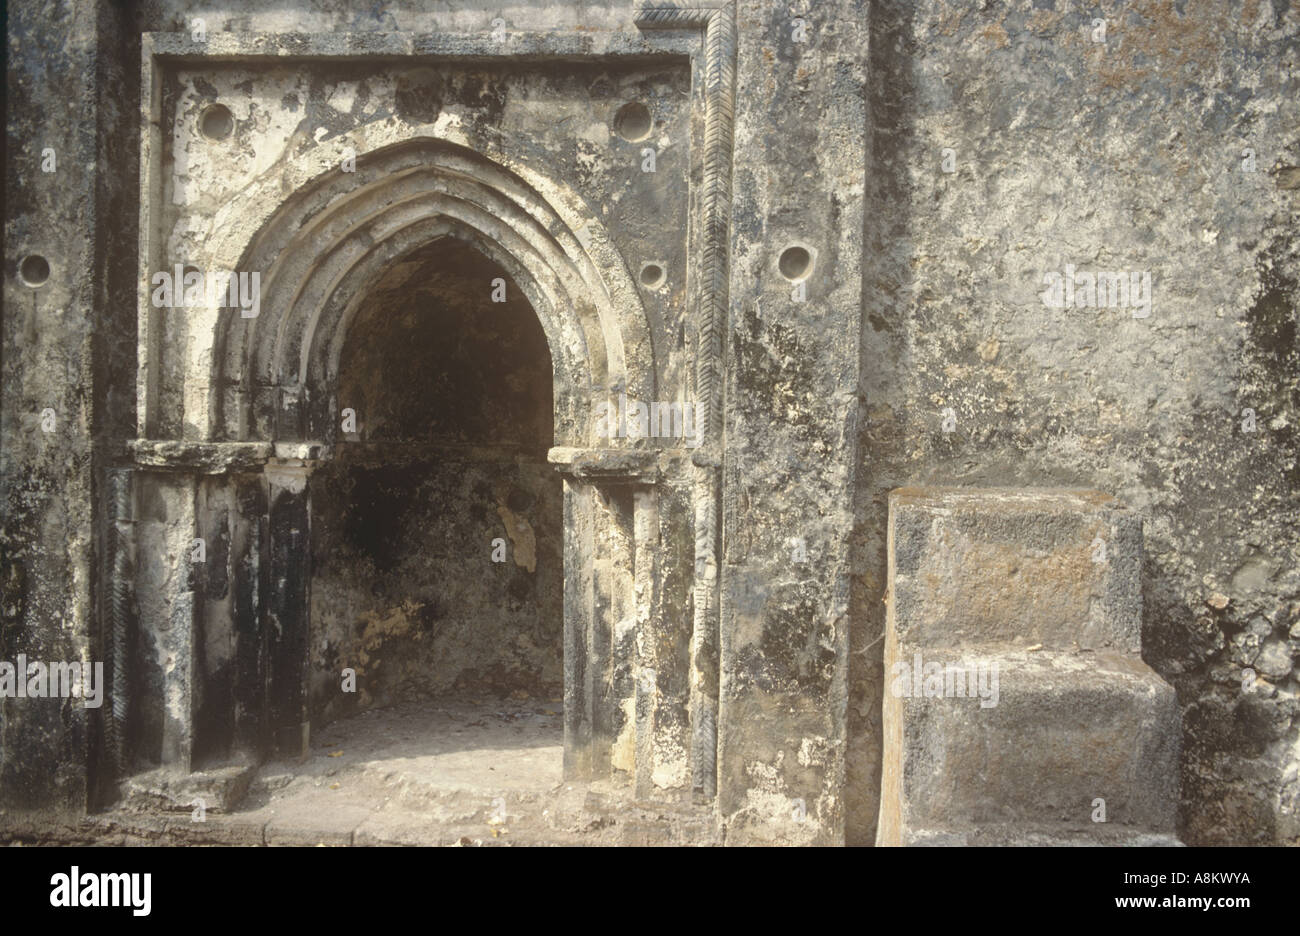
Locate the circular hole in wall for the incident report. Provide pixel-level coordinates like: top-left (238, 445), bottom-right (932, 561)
top-left (778, 245), bottom-right (812, 281)
top-left (19, 254), bottom-right (50, 287)
top-left (200, 104), bottom-right (235, 141)
top-left (613, 102), bottom-right (653, 142)
top-left (640, 262), bottom-right (666, 289)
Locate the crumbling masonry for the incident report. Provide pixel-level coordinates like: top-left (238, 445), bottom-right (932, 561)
top-left (2, 1), bottom-right (1298, 845)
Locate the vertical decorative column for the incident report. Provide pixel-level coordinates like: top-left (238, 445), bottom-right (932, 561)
top-left (126, 440), bottom-right (277, 773)
top-left (636, 1), bottom-right (736, 803)
top-left (562, 478), bottom-right (594, 779)
top-left (129, 469), bottom-right (200, 772)
top-left (632, 486), bottom-right (661, 799)
top-left (263, 456), bottom-right (316, 760)
top-left (550, 447), bottom-right (667, 786)
top-left (595, 486), bottom-right (635, 779)
top-left (230, 473), bottom-right (268, 758)
top-left (106, 467), bottom-right (136, 778)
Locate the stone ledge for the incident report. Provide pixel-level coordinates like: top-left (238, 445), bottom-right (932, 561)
top-left (118, 762), bottom-right (257, 815)
top-left (128, 439), bottom-right (333, 472)
top-left (890, 487), bottom-right (1122, 513)
top-left (143, 30), bottom-right (696, 63)
top-left (888, 485), bottom-right (1143, 655)
top-left (547, 446), bottom-right (661, 482)
top-left (892, 650), bottom-right (1180, 835)
top-left (905, 826), bottom-right (1184, 847)
top-left (128, 439), bottom-right (273, 473)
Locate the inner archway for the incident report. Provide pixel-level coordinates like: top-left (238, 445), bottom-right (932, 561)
top-left (306, 238), bottom-right (564, 775)
top-left (136, 136), bottom-right (688, 835)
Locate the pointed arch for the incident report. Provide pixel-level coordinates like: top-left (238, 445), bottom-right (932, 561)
top-left (207, 137), bottom-right (656, 447)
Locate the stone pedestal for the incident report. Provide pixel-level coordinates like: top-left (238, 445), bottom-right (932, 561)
top-left (877, 488), bottom-right (1180, 846)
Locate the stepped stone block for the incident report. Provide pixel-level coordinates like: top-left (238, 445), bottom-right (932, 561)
top-left (878, 488), bottom-right (1180, 847)
top-left (119, 762), bottom-right (256, 814)
top-left (888, 487), bottom-right (1144, 655)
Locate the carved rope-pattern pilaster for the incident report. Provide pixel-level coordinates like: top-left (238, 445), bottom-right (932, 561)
top-left (635, 3), bottom-right (735, 443)
top-left (107, 468), bottom-right (135, 778)
top-left (635, 2), bottom-right (735, 802)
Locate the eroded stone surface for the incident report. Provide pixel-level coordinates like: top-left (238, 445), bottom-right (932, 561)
top-left (879, 489), bottom-right (1180, 846)
top-left (2, 0), bottom-right (1297, 846)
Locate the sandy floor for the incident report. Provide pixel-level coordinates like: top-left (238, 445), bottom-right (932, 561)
top-left (229, 697), bottom-right (571, 843)
top-left (10, 698), bottom-right (714, 845)
top-left (277, 697), bottom-right (566, 793)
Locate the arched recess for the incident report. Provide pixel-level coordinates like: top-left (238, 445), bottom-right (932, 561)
top-left (207, 137), bottom-right (657, 447)
top-left (155, 135), bottom-right (682, 782)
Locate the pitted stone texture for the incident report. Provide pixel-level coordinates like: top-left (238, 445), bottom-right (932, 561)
top-left (889, 488), bottom-right (1143, 655)
top-left (119, 762), bottom-right (256, 814)
top-left (6, 0), bottom-right (1295, 847)
top-left (891, 651), bottom-right (1178, 841)
top-left (878, 488), bottom-right (1180, 847)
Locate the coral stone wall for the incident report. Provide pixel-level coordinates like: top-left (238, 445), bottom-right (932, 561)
top-left (851, 0), bottom-right (1299, 845)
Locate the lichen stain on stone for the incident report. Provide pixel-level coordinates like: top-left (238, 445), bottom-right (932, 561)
top-left (979, 23), bottom-right (1010, 49)
top-left (1091, 0), bottom-right (1242, 93)
top-left (352, 600), bottom-right (428, 669)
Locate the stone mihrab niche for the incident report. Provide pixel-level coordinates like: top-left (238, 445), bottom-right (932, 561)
top-left (6, 0), bottom-right (1293, 848)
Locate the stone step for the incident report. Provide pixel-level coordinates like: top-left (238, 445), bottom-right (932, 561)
top-left (879, 649), bottom-right (1179, 844)
top-left (889, 487), bottom-right (1143, 655)
top-left (118, 762), bottom-right (256, 814)
top-left (903, 826), bottom-right (1183, 847)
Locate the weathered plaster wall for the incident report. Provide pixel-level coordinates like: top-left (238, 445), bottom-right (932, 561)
top-left (2, 0), bottom-right (136, 814)
top-left (851, 0), bottom-right (1299, 845)
top-left (718, 0), bottom-right (869, 844)
top-left (4, 0), bottom-right (1296, 847)
top-left (148, 54), bottom-right (691, 440)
